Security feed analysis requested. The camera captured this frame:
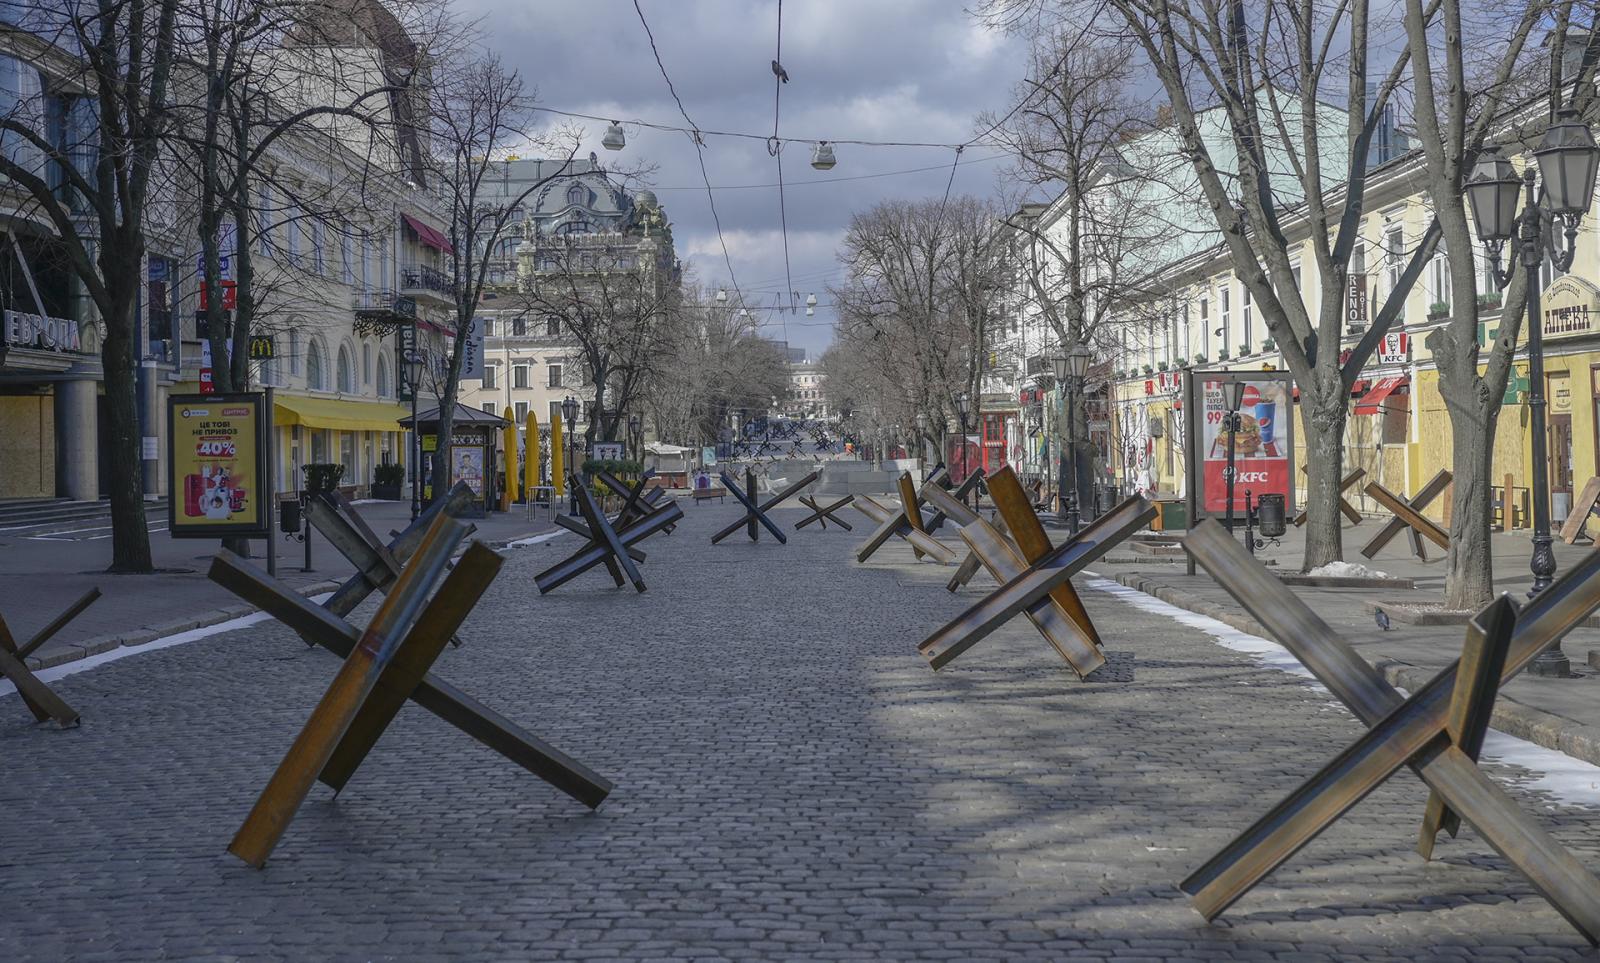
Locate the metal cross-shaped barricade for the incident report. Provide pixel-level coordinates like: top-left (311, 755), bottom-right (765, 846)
top-left (551, 470), bottom-right (672, 562)
top-left (853, 472), bottom-right (959, 565)
top-left (303, 483), bottom-right (476, 650)
top-left (916, 492), bottom-right (1154, 673)
top-left (0, 588), bottom-right (102, 728)
top-left (1182, 519), bottom-right (1600, 944)
top-left (795, 493), bottom-right (855, 532)
top-left (921, 469), bottom-right (985, 537)
top-left (710, 468), bottom-right (820, 545)
top-left (208, 507), bottom-right (614, 868)
top-left (918, 471), bottom-right (1151, 680)
top-left (1293, 466), bottom-right (1366, 527)
top-left (536, 475), bottom-right (684, 594)
top-left (1361, 469), bottom-right (1452, 561)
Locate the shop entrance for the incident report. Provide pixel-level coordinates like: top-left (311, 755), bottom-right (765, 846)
top-left (1548, 371), bottom-right (1574, 522)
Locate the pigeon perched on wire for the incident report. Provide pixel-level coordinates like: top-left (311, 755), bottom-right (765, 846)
top-left (771, 60), bottom-right (789, 83)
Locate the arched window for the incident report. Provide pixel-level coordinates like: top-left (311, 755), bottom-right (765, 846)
top-left (289, 329), bottom-right (301, 375)
top-left (376, 354), bottom-right (391, 398)
top-left (336, 344), bottom-right (354, 393)
top-left (306, 339), bottom-right (326, 391)
top-left (361, 343), bottom-right (372, 386)
top-left (566, 183), bottom-right (586, 207)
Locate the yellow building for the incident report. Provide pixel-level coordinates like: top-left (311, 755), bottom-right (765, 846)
top-left (1104, 127), bottom-right (1600, 531)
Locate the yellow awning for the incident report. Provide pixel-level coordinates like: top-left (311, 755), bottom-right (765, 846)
top-left (274, 395), bottom-right (412, 433)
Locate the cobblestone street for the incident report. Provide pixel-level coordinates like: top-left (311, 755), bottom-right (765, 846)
top-left (4, 502), bottom-right (1599, 960)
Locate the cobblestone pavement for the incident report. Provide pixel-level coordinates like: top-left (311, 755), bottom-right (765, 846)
top-left (3, 502), bottom-right (1599, 960)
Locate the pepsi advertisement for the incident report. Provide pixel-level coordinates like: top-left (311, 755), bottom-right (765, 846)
top-left (1200, 377), bottom-right (1291, 513)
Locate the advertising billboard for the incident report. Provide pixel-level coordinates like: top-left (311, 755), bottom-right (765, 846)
top-left (167, 392), bottom-right (269, 538)
top-left (1184, 371), bottom-right (1296, 519)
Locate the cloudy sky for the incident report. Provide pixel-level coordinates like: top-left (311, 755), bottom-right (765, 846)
top-left (456, 0), bottom-right (1030, 356)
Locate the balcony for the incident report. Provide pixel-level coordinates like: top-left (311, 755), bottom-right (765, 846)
top-left (399, 262), bottom-right (456, 303)
top-left (351, 288), bottom-right (414, 337)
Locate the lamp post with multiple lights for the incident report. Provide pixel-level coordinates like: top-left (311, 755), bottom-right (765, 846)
top-left (955, 393), bottom-right (971, 504)
top-left (1223, 380), bottom-right (1246, 537)
top-left (1464, 109), bottom-right (1600, 676)
top-left (561, 394), bottom-right (579, 515)
top-left (403, 349), bottom-right (425, 520)
top-left (1051, 344), bottom-right (1093, 531)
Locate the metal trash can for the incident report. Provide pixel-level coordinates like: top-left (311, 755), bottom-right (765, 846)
top-left (1256, 492), bottom-right (1287, 537)
top-left (279, 497), bottom-right (302, 535)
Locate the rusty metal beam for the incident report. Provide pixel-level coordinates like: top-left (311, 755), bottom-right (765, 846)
top-left (227, 509), bottom-right (468, 868)
top-left (208, 550), bottom-right (613, 809)
top-left (1180, 520), bottom-right (1600, 942)
top-left (576, 484), bottom-right (646, 592)
top-left (917, 496), bottom-right (1155, 664)
top-left (917, 483), bottom-right (1104, 677)
top-left (0, 617), bottom-right (78, 727)
top-left (1360, 470), bottom-right (1451, 558)
top-left (1294, 467), bottom-right (1366, 526)
top-left (988, 466), bottom-right (1103, 650)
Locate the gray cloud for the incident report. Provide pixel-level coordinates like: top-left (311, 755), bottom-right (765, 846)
top-left (456, 0), bottom-right (1025, 354)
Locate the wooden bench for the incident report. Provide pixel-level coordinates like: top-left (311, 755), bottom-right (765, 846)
top-left (692, 486), bottom-right (727, 504)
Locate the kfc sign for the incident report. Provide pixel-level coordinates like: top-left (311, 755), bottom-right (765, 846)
top-left (1145, 371), bottom-right (1182, 396)
top-left (1376, 332), bottom-right (1409, 365)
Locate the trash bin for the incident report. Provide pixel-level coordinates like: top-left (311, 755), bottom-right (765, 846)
top-left (1153, 498), bottom-right (1187, 531)
top-left (1256, 492), bottom-right (1287, 537)
top-left (279, 496), bottom-right (302, 534)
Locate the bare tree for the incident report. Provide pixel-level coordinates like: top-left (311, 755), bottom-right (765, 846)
top-left (422, 51), bottom-right (579, 499)
top-left (830, 196), bottom-right (1006, 466)
top-left (1400, 0), bottom-right (1600, 605)
top-left (984, 0), bottom-right (1443, 570)
top-left (515, 226), bottom-right (681, 447)
top-left (0, 0), bottom-right (185, 571)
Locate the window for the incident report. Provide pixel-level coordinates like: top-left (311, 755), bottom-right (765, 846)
top-left (515, 401), bottom-right (529, 422)
top-left (361, 237), bottom-right (371, 290)
top-left (258, 184), bottom-right (274, 256)
top-left (1428, 240), bottom-right (1453, 314)
top-left (0, 56), bottom-right (44, 174)
top-left (306, 339), bottom-right (326, 390)
top-left (1219, 287), bottom-right (1231, 354)
top-left (377, 355), bottom-right (391, 397)
top-left (336, 345), bottom-right (353, 392)
top-left (548, 364), bottom-right (562, 388)
top-left (1199, 297), bottom-right (1210, 357)
top-left (378, 234), bottom-right (390, 290)
top-left (1352, 240), bottom-right (1366, 277)
top-left (549, 400), bottom-right (563, 423)
top-left (312, 220), bottom-right (326, 275)
top-left (286, 204), bottom-right (302, 264)
top-left (361, 343), bottom-right (371, 385)
top-left (482, 364), bottom-right (498, 389)
top-left (566, 183), bottom-right (587, 207)
top-left (1241, 284), bottom-right (1253, 352)
top-left (289, 329), bottom-right (301, 375)
top-left (1385, 224), bottom-right (1405, 296)
top-left (482, 402), bottom-right (497, 415)
top-left (1541, 249), bottom-right (1567, 291)
top-left (512, 316), bottom-right (527, 336)
top-left (546, 317), bottom-right (560, 336)
top-left (482, 317), bottom-right (495, 337)
top-left (342, 231), bottom-right (354, 284)
top-left (513, 365), bottom-right (530, 389)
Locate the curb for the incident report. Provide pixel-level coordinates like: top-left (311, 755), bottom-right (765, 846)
top-left (1106, 570), bottom-right (1600, 770)
top-left (24, 578), bottom-right (342, 672)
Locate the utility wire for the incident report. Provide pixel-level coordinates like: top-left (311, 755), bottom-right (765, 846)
top-left (533, 105), bottom-right (984, 151)
top-left (645, 153), bottom-right (1006, 191)
top-left (631, 0), bottom-right (745, 309)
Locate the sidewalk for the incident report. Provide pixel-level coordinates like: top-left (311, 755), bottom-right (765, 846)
top-left (1087, 513), bottom-right (1600, 766)
top-left (0, 498), bottom-right (559, 671)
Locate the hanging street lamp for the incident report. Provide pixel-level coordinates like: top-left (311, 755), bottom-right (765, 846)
top-left (602, 121), bottom-right (626, 151)
top-left (810, 141), bottom-right (836, 171)
top-left (1466, 111), bottom-right (1600, 677)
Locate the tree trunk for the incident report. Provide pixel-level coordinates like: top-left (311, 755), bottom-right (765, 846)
top-left (102, 290), bottom-right (154, 573)
top-left (1299, 381), bottom-right (1346, 571)
top-left (1433, 321), bottom-right (1501, 609)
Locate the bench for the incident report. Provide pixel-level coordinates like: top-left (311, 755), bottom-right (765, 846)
top-left (692, 486), bottom-right (727, 504)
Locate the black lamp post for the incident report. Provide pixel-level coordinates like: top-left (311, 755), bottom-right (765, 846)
top-left (955, 393), bottom-right (971, 504)
top-left (403, 349), bottom-right (425, 520)
top-left (627, 411), bottom-right (642, 457)
top-left (1223, 380), bottom-right (1246, 537)
top-left (1465, 113), bottom-right (1600, 677)
top-left (915, 411), bottom-right (928, 467)
top-left (1053, 344), bottom-right (1093, 532)
top-left (561, 394), bottom-right (579, 515)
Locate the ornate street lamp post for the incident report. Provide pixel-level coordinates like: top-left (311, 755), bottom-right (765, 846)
top-left (1223, 380), bottom-right (1246, 537)
top-left (627, 411), bottom-right (642, 457)
top-left (1051, 345), bottom-right (1093, 531)
top-left (955, 393), bottom-right (971, 506)
top-left (1465, 111), bottom-right (1600, 677)
top-left (915, 411), bottom-right (928, 469)
top-left (403, 349), bottom-right (425, 520)
top-left (561, 394), bottom-right (580, 515)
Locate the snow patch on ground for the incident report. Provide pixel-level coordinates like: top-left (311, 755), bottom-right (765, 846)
top-left (502, 530), bottom-right (566, 549)
top-left (0, 593), bottom-right (333, 700)
top-left (1306, 560), bottom-right (1390, 579)
top-left (1082, 573), bottom-right (1600, 808)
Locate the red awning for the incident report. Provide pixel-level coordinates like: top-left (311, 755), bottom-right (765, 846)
top-left (1355, 374), bottom-right (1408, 415)
top-left (1291, 379), bottom-right (1367, 402)
top-left (403, 214), bottom-right (455, 255)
